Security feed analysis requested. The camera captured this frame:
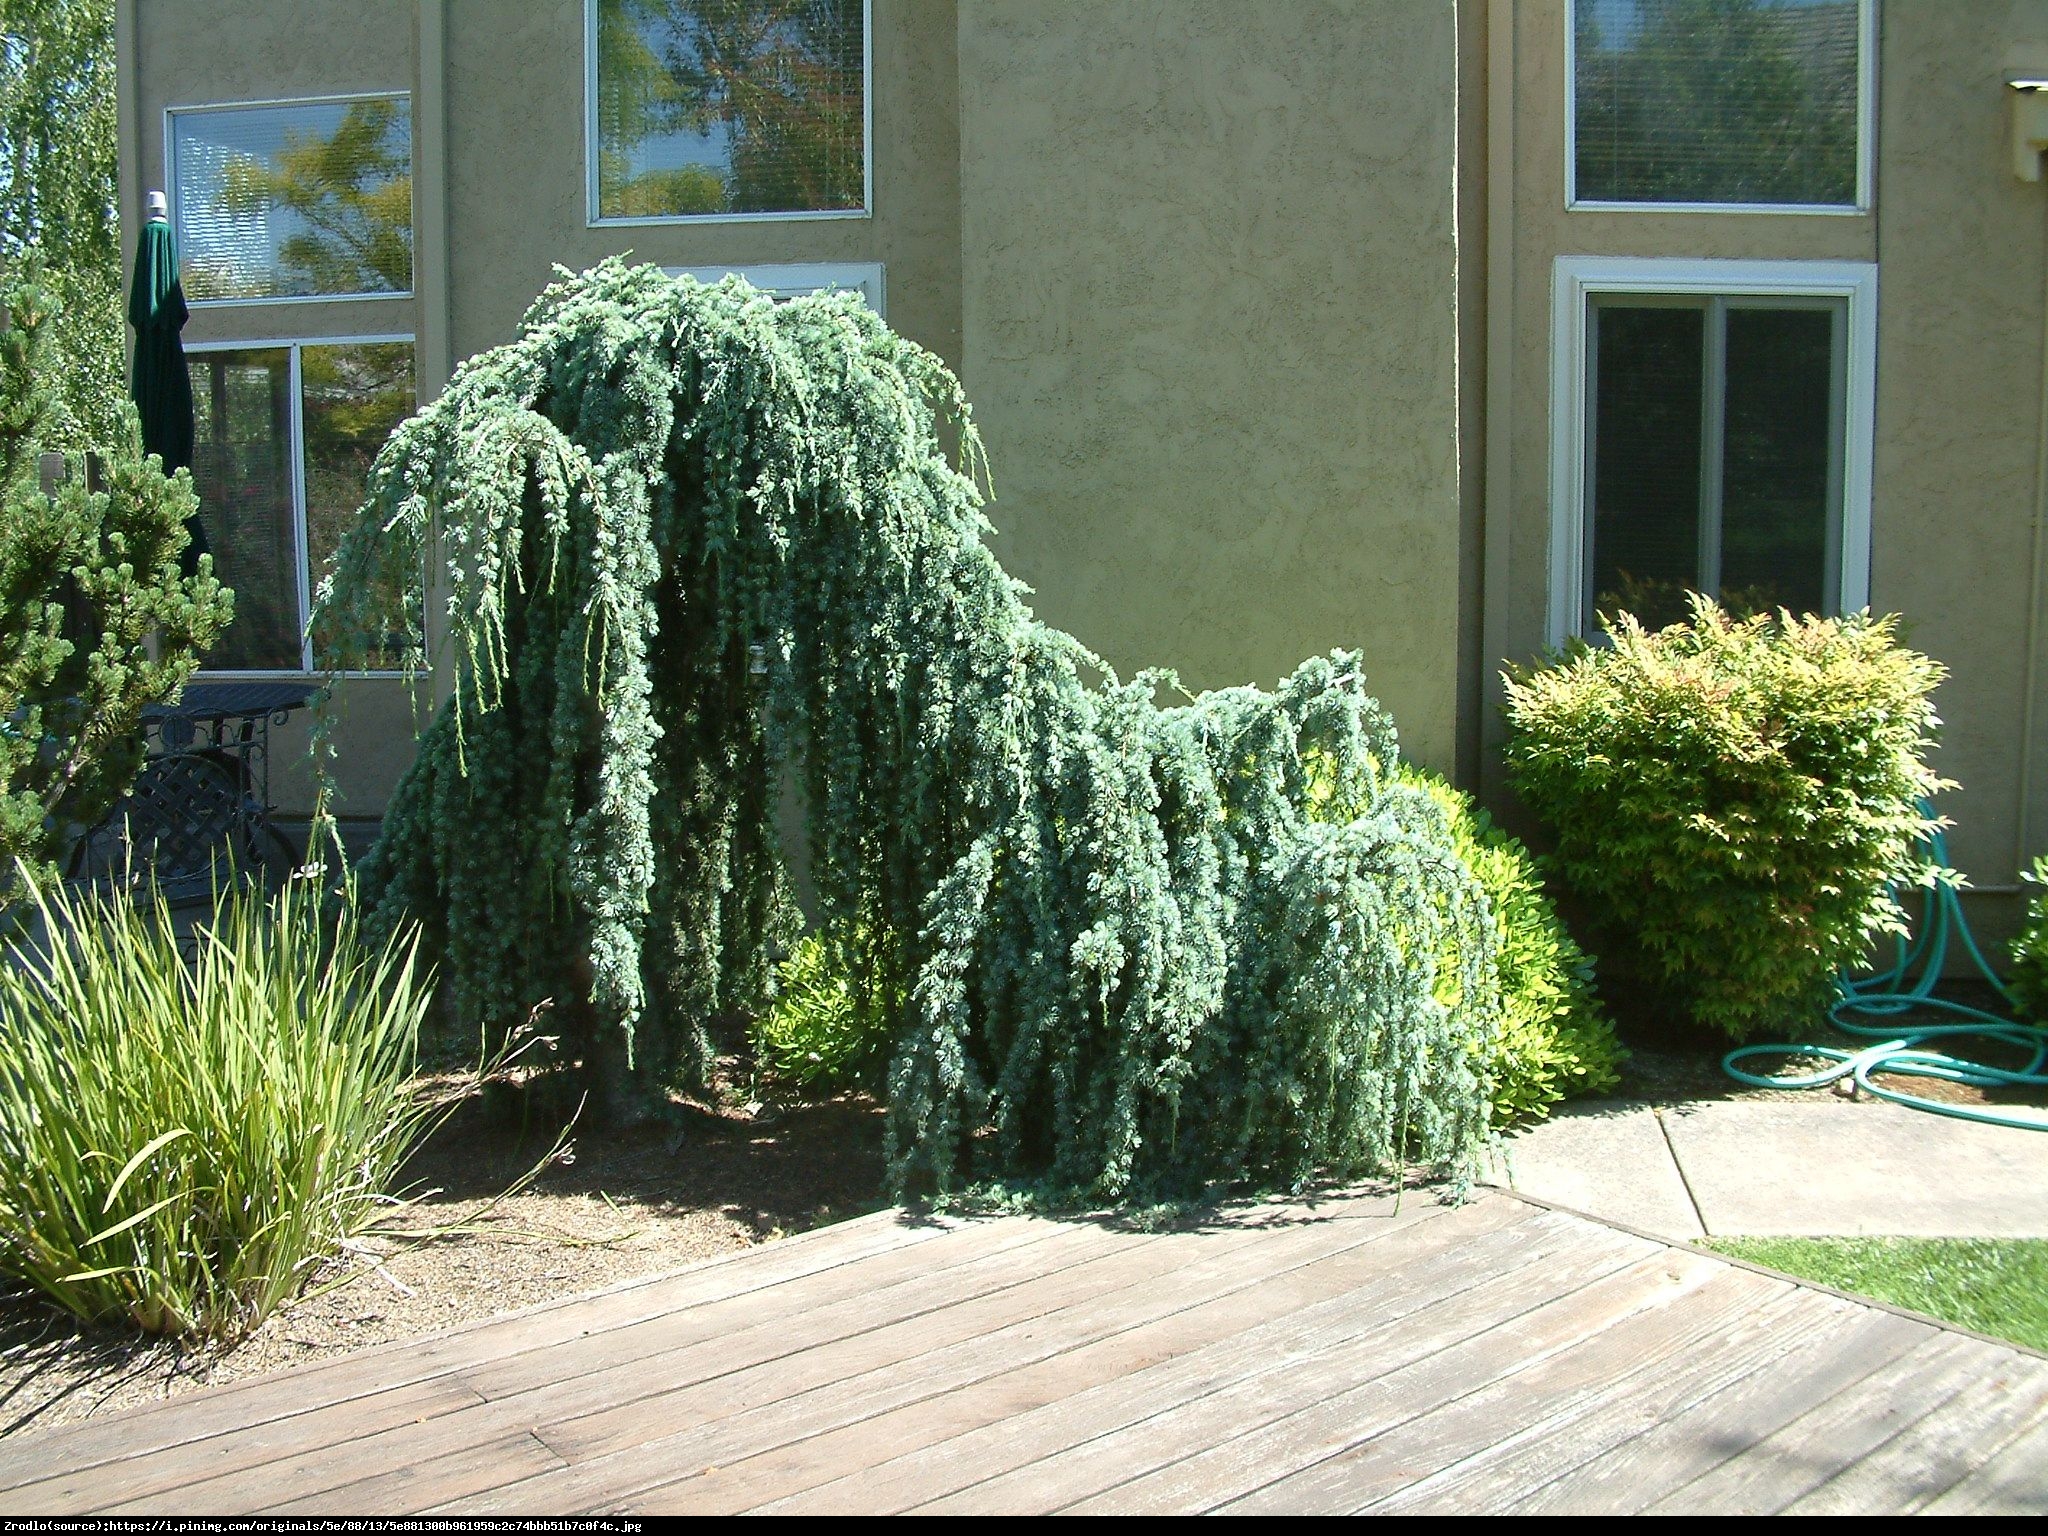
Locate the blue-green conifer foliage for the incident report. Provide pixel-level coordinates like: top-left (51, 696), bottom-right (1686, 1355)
top-left (316, 261), bottom-right (1496, 1201)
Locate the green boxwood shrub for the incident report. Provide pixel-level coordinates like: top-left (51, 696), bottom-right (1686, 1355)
top-left (1402, 768), bottom-right (1623, 1124)
top-left (1504, 597), bottom-right (1948, 1041)
top-left (0, 873), bottom-right (436, 1339)
top-left (2013, 859), bottom-right (2048, 1022)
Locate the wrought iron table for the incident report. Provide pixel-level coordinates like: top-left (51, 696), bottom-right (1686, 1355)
top-left (71, 680), bottom-right (317, 899)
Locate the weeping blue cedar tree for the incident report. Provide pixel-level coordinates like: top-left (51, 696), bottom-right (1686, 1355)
top-left (313, 261), bottom-right (1497, 1202)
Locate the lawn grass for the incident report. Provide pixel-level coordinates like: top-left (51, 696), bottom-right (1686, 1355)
top-left (1705, 1237), bottom-right (2048, 1354)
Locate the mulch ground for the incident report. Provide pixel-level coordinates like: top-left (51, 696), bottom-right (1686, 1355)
top-left (0, 1076), bottom-right (888, 1438)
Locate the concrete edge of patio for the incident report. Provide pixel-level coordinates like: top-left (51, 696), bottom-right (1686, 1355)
top-left (1487, 1097), bottom-right (2048, 1242)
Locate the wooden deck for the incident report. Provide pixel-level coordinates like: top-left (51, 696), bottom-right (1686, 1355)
top-left (1, 1187), bottom-right (2044, 1516)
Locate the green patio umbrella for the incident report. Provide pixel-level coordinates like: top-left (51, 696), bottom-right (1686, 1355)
top-left (127, 190), bottom-right (207, 566)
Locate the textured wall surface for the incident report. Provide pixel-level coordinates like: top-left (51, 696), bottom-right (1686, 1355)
top-left (957, 0), bottom-right (1465, 770)
top-left (1870, 1), bottom-right (2048, 895)
top-left (442, 0), bottom-right (962, 370)
top-left (1493, 0), bottom-right (2048, 907)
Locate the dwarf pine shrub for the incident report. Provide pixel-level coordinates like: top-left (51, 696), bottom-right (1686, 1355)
top-left (0, 270), bottom-right (231, 897)
top-left (1504, 596), bottom-right (1948, 1041)
top-left (315, 261), bottom-right (1496, 1202)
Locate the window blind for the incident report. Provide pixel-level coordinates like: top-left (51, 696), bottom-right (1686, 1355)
top-left (594, 0), bottom-right (865, 219)
top-left (172, 97), bottom-right (413, 301)
top-left (1573, 0), bottom-right (1861, 207)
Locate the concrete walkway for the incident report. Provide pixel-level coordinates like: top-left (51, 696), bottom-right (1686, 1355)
top-left (1489, 1098), bottom-right (2048, 1241)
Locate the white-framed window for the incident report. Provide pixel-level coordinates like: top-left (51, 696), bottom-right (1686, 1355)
top-left (167, 94), bottom-right (415, 304)
top-left (664, 260), bottom-right (884, 314)
top-left (1547, 256), bottom-right (1876, 647)
top-left (586, 0), bottom-right (872, 227)
top-left (1568, 0), bottom-right (1874, 213)
top-left (186, 336), bottom-right (416, 675)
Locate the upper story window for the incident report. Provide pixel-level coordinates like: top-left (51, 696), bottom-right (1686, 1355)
top-left (588, 0), bottom-right (869, 225)
top-left (168, 96), bottom-right (414, 304)
top-left (1569, 0), bottom-right (1870, 212)
top-left (665, 261), bottom-right (884, 313)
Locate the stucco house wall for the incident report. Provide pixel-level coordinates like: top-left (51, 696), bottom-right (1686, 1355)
top-left (116, 0), bottom-right (2048, 925)
top-left (956, 0), bottom-right (1465, 773)
top-left (1480, 0), bottom-right (2048, 932)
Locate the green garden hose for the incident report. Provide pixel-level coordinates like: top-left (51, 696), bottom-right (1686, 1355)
top-left (1722, 823), bottom-right (2048, 1129)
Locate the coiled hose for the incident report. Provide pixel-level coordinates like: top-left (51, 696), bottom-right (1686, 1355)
top-left (1722, 825), bottom-right (2048, 1129)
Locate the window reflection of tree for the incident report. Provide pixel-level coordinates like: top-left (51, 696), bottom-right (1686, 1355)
top-left (1575, 0), bottom-right (1859, 205)
top-left (192, 100), bottom-right (412, 300)
top-left (597, 0), bottom-right (864, 217)
top-left (302, 343), bottom-right (415, 669)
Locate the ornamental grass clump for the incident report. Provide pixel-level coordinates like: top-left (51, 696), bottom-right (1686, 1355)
top-left (315, 260), bottom-right (1497, 1203)
top-left (0, 872), bottom-right (435, 1339)
top-left (1504, 596), bottom-right (1948, 1041)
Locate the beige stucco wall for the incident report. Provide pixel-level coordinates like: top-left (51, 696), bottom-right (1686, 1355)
top-left (1870, 1), bottom-right (2048, 912)
top-left (441, 0), bottom-right (962, 371)
top-left (956, 0), bottom-right (1465, 772)
top-left (1486, 0), bottom-right (2048, 924)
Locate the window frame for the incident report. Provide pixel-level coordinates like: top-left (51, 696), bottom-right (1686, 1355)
top-left (663, 261), bottom-right (885, 314)
top-left (584, 0), bottom-right (875, 228)
top-left (1564, 0), bottom-right (1877, 216)
top-left (1546, 256), bottom-right (1877, 648)
top-left (165, 92), bottom-right (418, 309)
top-left (185, 332), bottom-right (416, 679)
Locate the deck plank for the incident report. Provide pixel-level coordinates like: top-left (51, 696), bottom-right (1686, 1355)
top-left (0, 1204), bottom-right (956, 1496)
top-left (101, 1219), bottom-right (1140, 1514)
top-left (1170, 1264), bottom-right (1787, 1515)
top-left (1493, 1304), bottom-right (1935, 1516)
top-left (740, 1200), bottom-right (1567, 1518)
top-left (1919, 1406), bottom-right (2048, 1515)
top-left (1641, 1331), bottom-right (1997, 1515)
top-left (915, 1221), bottom-right (1672, 1514)
top-left (1244, 1279), bottom-right (1848, 1515)
top-left (1781, 1354), bottom-right (2048, 1515)
top-left (0, 1188), bottom-right (2040, 1518)
top-left (476, 1195), bottom-right (1505, 1514)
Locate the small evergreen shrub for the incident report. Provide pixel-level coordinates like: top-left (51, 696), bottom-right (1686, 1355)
top-left (1504, 596), bottom-right (1948, 1041)
top-left (2013, 859), bottom-right (2048, 1022)
top-left (0, 270), bottom-right (232, 898)
top-left (754, 930), bottom-right (892, 1091)
top-left (1401, 768), bottom-right (1623, 1124)
top-left (0, 873), bottom-right (435, 1339)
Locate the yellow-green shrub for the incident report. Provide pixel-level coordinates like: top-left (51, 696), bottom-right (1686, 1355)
top-left (1404, 769), bottom-right (1623, 1123)
top-left (2013, 859), bottom-right (2048, 1022)
top-left (753, 929), bottom-right (892, 1090)
top-left (1505, 597), bottom-right (1948, 1040)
